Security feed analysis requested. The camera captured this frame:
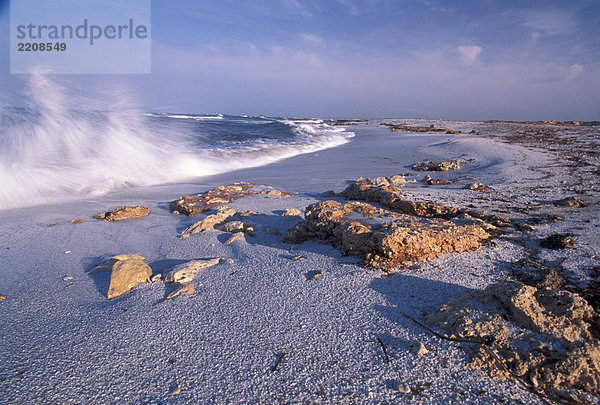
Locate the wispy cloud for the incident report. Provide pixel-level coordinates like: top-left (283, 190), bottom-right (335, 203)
top-left (300, 33), bottom-right (324, 45)
top-left (457, 45), bottom-right (482, 67)
top-left (521, 9), bottom-right (577, 36)
top-left (336, 0), bottom-right (360, 15)
top-left (566, 63), bottom-right (584, 80)
top-left (280, 0), bottom-right (313, 17)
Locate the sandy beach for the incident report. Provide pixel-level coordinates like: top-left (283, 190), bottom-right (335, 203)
top-left (0, 121), bottom-right (599, 404)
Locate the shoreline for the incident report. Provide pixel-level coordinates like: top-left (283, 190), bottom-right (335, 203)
top-left (0, 121), bottom-right (598, 403)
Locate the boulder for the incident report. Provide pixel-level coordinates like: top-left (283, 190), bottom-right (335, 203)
top-left (106, 257), bottom-right (152, 299)
top-left (164, 258), bottom-right (221, 283)
top-left (552, 196), bottom-right (586, 207)
top-left (180, 206), bottom-right (236, 239)
top-left (95, 206), bottom-right (149, 221)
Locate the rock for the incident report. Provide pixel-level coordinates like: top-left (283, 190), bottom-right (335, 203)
top-left (409, 341), bottom-right (429, 356)
top-left (166, 284), bottom-right (195, 300)
top-left (170, 183), bottom-right (293, 216)
top-left (106, 258), bottom-right (152, 299)
top-left (219, 220), bottom-right (247, 233)
top-left (340, 180), bottom-right (461, 219)
top-left (170, 386), bottom-right (181, 395)
top-left (180, 206), bottom-right (236, 239)
top-left (389, 123), bottom-right (461, 134)
top-left (87, 254), bottom-right (146, 274)
top-left (470, 129), bottom-right (482, 135)
top-left (421, 175), bottom-right (452, 185)
top-left (282, 208), bottom-right (303, 217)
top-left (412, 160), bottom-right (461, 171)
top-left (553, 196), bottom-right (586, 207)
top-left (95, 206), bottom-right (150, 221)
top-left (397, 383), bottom-right (411, 394)
top-left (388, 175), bottom-right (406, 185)
top-left (465, 183), bottom-right (492, 192)
top-left (306, 270), bottom-right (323, 280)
top-left (284, 200), bottom-right (490, 271)
top-left (321, 190), bottom-right (336, 197)
top-left (0, 295), bottom-right (5, 300)
top-left (164, 258), bottom-right (221, 283)
top-left (540, 234), bottom-right (576, 249)
top-left (150, 274), bottom-right (162, 283)
top-left (224, 233), bottom-right (245, 245)
top-left (427, 280), bottom-right (599, 394)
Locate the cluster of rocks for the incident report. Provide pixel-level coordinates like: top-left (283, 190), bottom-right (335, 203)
top-left (179, 206), bottom-right (260, 240)
top-left (284, 179), bottom-right (492, 270)
top-left (412, 160), bottom-right (461, 171)
top-left (169, 182), bottom-right (292, 216)
top-left (89, 254), bottom-right (222, 300)
top-left (385, 123), bottom-right (462, 134)
top-left (426, 275), bottom-right (600, 397)
top-left (421, 175), bottom-right (452, 186)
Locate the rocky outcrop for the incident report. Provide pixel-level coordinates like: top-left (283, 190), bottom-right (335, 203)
top-left (284, 200), bottom-right (490, 270)
top-left (427, 280), bottom-right (600, 395)
top-left (465, 183), bottom-right (492, 192)
top-left (164, 258), bottom-right (221, 283)
top-left (412, 160), bottom-right (461, 171)
top-left (180, 206), bottom-right (236, 239)
top-left (340, 180), bottom-right (460, 219)
top-left (553, 196), bottom-right (586, 207)
top-left (95, 206), bottom-right (150, 221)
top-left (421, 175), bottom-right (452, 186)
top-left (92, 255), bottom-right (153, 299)
top-left (170, 183), bottom-right (292, 216)
top-left (388, 123), bottom-right (462, 134)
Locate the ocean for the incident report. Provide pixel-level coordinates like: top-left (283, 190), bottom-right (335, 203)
top-left (0, 82), bottom-right (354, 210)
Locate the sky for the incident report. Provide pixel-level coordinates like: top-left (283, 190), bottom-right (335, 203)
top-left (0, 0), bottom-right (599, 120)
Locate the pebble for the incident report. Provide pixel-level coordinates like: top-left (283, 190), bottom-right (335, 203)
top-left (62, 275), bottom-right (73, 281)
top-left (0, 295), bottom-right (5, 300)
top-left (150, 274), bottom-right (162, 283)
top-left (170, 386), bottom-right (181, 395)
top-left (409, 341), bottom-right (429, 356)
top-left (398, 383), bottom-right (411, 394)
top-left (64, 251), bottom-right (71, 254)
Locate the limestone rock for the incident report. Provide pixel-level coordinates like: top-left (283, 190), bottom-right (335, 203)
top-left (422, 175), bottom-right (452, 185)
top-left (170, 183), bottom-right (292, 216)
top-left (180, 206), bottom-right (236, 239)
top-left (0, 295), bottom-right (5, 300)
top-left (553, 196), bottom-right (586, 207)
top-left (427, 280), bottom-right (599, 394)
top-left (285, 200), bottom-right (490, 270)
top-left (106, 257), bottom-right (152, 299)
top-left (166, 284), bottom-right (195, 300)
top-left (340, 180), bottom-right (460, 219)
top-left (95, 206), bottom-right (149, 221)
top-left (465, 183), bottom-right (492, 192)
top-left (412, 160), bottom-right (461, 171)
top-left (409, 341), bottom-right (429, 356)
top-left (87, 254), bottom-right (146, 274)
top-left (219, 220), bottom-right (247, 233)
top-left (164, 258), bottom-right (221, 283)
top-left (224, 233), bottom-right (245, 245)
top-left (282, 208), bottom-right (303, 217)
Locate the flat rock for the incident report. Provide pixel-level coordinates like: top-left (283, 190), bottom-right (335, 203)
top-left (164, 258), bottom-right (221, 283)
top-left (95, 206), bottom-right (150, 221)
top-left (412, 160), bottom-right (461, 171)
top-left (282, 208), bottom-right (303, 217)
top-left (465, 182), bottom-right (492, 192)
top-left (552, 196), bottom-right (586, 207)
top-left (170, 183), bottom-right (292, 216)
top-left (180, 206), bottom-right (236, 239)
top-left (284, 200), bottom-right (490, 270)
top-left (106, 258), bottom-right (152, 299)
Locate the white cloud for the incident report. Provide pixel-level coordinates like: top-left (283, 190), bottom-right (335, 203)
top-left (457, 45), bottom-right (482, 67)
top-left (336, 0), bottom-right (360, 15)
top-left (300, 33), bottom-right (324, 45)
top-left (522, 9), bottom-right (577, 36)
top-left (566, 63), bottom-right (584, 80)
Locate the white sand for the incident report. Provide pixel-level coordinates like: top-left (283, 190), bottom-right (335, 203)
top-left (0, 123), bottom-right (598, 403)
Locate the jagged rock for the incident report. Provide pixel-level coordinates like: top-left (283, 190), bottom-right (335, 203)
top-left (427, 280), bottom-right (599, 394)
top-left (409, 341), bottom-right (429, 356)
top-left (0, 295), bottom-right (5, 301)
top-left (465, 183), bottom-right (492, 192)
top-left (150, 274), bottom-right (162, 283)
top-left (219, 220), bottom-right (247, 233)
top-left (106, 257), bottom-right (152, 299)
top-left (166, 284), bottom-right (195, 300)
top-left (321, 190), bottom-right (336, 197)
top-left (284, 200), bottom-right (490, 270)
top-left (170, 183), bottom-right (292, 216)
top-left (180, 206), bottom-right (236, 239)
top-left (540, 233), bottom-right (576, 249)
top-left (95, 206), bottom-right (149, 221)
top-left (553, 196), bottom-right (586, 207)
top-left (470, 129), bottom-right (482, 135)
top-left (87, 254), bottom-right (146, 274)
top-left (412, 160), bottom-right (461, 171)
top-left (164, 258), bottom-right (221, 283)
top-left (341, 180), bottom-right (460, 218)
top-left (389, 123), bottom-right (461, 134)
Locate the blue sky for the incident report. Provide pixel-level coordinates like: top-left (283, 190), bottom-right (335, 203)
top-left (1, 0), bottom-right (599, 119)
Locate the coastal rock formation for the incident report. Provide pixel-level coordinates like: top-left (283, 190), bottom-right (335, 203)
top-left (103, 255), bottom-right (152, 299)
top-left (170, 183), bottom-right (292, 216)
top-left (387, 123), bottom-right (462, 134)
top-left (180, 206), bottom-right (236, 239)
top-left (284, 200), bottom-right (490, 270)
top-left (340, 180), bottom-right (460, 218)
top-left (412, 160), bottom-right (461, 171)
top-left (95, 206), bottom-right (150, 221)
top-left (465, 183), bottom-right (492, 192)
top-left (164, 258), bottom-right (221, 283)
top-left (426, 280), bottom-right (600, 395)
top-left (422, 175), bottom-right (452, 186)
